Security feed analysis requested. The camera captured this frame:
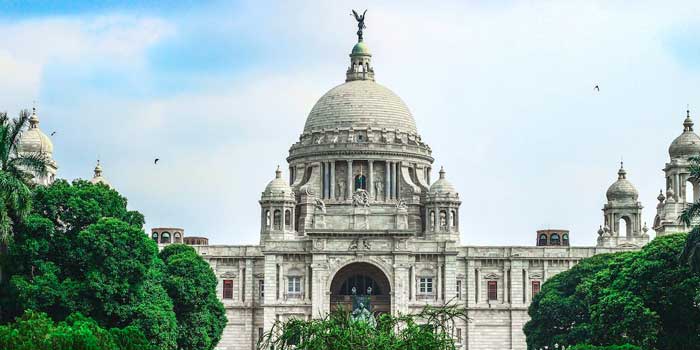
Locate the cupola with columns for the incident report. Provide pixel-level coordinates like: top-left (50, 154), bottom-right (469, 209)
top-left (654, 109), bottom-right (700, 235)
top-left (424, 167), bottom-right (461, 239)
top-left (597, 162), bottom-right (648, 248)
top-left (259, 166), bottom-right (297, 241)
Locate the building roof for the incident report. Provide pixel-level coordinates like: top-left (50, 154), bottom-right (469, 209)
top-left (606, 164), bottom-right (639, 201)
top-left (429, 167), bottom-right (457, 194)
top-left (263, 166), bottom-right (293, 197)
top-left (17, 108), bottom-right (54, 155)
top-left (669, 111), bottom-right (700, 159)
top-left (302, 80), bottom-right (418, 134)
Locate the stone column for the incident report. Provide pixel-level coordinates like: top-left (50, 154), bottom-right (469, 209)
top-left (433, 205), bottom-right (439, 232)
top-left (278, 258), bottom-right (285, 301)
top-left (239, 265), bottom-right (244, 302)
top-left (368, 160), bottom-right (374, 199)
top-left (282, 207), bottom-right (286, 232)
top-left (346, 160), bottom-right (353, 200)
top-left (263, 255), bottom-right (278, 334)
top-left (385, 161), bottom-right (391, 201)
top-left (391, 162), bottom-right (397, 200)
top-left (330, 161), bottom-right (336, 200)
top-left (395, 162), bottom-right (400, 199)
top-left (436, 262), bottom-right (442, 301)
top-left (410, 266), bottom-right (416, 301)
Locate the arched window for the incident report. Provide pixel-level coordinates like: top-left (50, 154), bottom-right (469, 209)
top-left (265, 210), bottom-right (271, 228)
top-left (151, 232), bottom-right (158, 243)
top-left (619, 217), bottom-right (631, 238)
top-left (538, 234), bottom-right (547, 246)
top-left (161, 232), bottom-right (171, 244)
top-left (430, 211), bottom-right (435, 229)
top-left (285, 209), bottom-right (291, 227)
top-left (687, 180), bottom-right (696, 203)
top-left (354, 175), bottom-right (366, 190)
top-left (550, 233), bottom-right (560, 245)
top-left (562, 233), bottom-right (569, 246)
top-left (174, 232), bottom-right (182, 243)
top-left (439, 210), bottom-right (447, 230)
top-left (273, 210), bottom-right (281, 230)
top-left (450, 210), bottom-right (457, 227)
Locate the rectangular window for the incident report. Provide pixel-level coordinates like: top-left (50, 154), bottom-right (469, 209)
top-left (419, 278), bottom-right (433, 294)
top-left (223, 279), bottom-right (234, 299)
top-left (258, 327), bottom-right (264, 342)
top-left (258, 280), bottom-right (265, 299)
top-left (456, 328), bottom-right (462, 344)
top-left (456, 280), bottom-right (462, 300)
top-left (487, 281), bottom-right (498, 301)
top-left (288, 276), bottom-right (301, 294)
top-left (532, 280), bottom-right (541, 298)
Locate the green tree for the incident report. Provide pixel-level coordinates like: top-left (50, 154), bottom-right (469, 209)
top-left (680, 156), bottom-right (700, 274)
top-left (1, 180), bottom-right (177, 349)
top-left (524, 234), bottom-right (700, 350)
top-left (0, 109), bottom-right (51, 242)
top-left (159, 244), bottom-right (227, 350)
top-left (0, 310), bottom-right (154, 350)
top-left (260, 305), bottom-right (468, 350)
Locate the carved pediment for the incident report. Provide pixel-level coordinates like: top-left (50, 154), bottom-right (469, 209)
top-left (483, 273), bottom-right (500, 280)
top-left (254, 273), bottom-right (264, 278)
top-left (529, 273), bottom-right (543, 279)
top-left (220, 271), bottom-right (237, 279)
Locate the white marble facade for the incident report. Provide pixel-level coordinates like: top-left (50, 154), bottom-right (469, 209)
top-left (186, 27), bottom-right (698, 350)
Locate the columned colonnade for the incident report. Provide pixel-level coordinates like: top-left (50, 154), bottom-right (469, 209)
top-left (319, 160), bottom-right (403, 201)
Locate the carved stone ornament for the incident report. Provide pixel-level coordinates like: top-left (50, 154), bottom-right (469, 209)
top-left (314, 198), bottom-right (327, 213)
top-left (349, 237), bottom-right (371, 251)
top-left (352, 189), bottom-right (370, 207)
top-left (529, 273), bottom-right (543, 279)
top-left (483, 273), bottom-right (500, 280)
top-left (220, 271), bottom-right (237, 279)
top-left (395, 199), bottom-right (407, 210)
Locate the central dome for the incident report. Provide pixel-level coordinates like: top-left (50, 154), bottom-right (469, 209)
top-left (303, 80), bottom-right (418, 134)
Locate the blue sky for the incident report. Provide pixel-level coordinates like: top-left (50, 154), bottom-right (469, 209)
top-left (1, 1), bottom-right (699, 246)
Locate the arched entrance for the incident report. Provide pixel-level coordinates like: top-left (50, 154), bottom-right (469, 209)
top-left (329, 262), bottom-right (391, 314)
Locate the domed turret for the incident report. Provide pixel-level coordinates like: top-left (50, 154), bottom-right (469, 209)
top-left (598, 162), bottom-right (647, 248)
top-left (17, 107), bottom-right (54, 155)
top-left (429, 167), bottom-right (457, 195)
top-left (259, 166), bottom-right (296, 241)
top-left (16, 107), bottom-right (58, 185)
top-left (605, 163), bottom-right (639, 201)
top-left (668, 110), bottom-right (700, 159)
top-left (263, 166), bottom-right (294, 198)
top-left (90, 160), bottom-right (111, 188)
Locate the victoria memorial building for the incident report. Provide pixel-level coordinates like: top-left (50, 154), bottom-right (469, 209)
top-left (19, 19), bottom-right (700, 350)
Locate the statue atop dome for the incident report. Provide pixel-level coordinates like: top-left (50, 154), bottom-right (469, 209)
top-left (352, 9), bottom-right (367, 41)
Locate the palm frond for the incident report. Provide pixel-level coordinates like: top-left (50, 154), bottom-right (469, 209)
top-left (680, 202), bottom-right (700, 226)
top-left (8, 152), bottom-right (50, 181)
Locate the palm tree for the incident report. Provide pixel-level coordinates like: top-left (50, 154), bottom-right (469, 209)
top-left (0, 109), bottom-right (50, 243)
top-left (680, 156), bottom-right (700, 274)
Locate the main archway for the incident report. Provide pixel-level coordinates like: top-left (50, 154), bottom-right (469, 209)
top-left (329, 262), bottom-right (391, 314)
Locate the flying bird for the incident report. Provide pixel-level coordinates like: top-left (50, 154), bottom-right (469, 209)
top-left (154, 158), bottom-right (160, 165)
top-left (50, 131), bottom-right (56, 136)
top-left (594, 85), bottom-right (600, 92)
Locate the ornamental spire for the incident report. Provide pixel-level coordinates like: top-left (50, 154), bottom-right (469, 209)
top-left (29, 106), bottom-right (40, 128)
top-left (346, 9), bottom-right (374, 82)
top-left (684, 109), bottom-right (694, 132)
top-left (617, 161), bottom-right (626, 179)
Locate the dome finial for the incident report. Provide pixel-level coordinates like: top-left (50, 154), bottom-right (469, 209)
top-left (351, 9), bottom-right (367, 42)
top-left (617, 161), bottom-right (626, 179)
top-left (29, 104), bottom-right (40, 128)
top-left (94, 159), bottom-right (102, 176)
top-left (439, 166), bottom-right (446, 179)
top-left (275, 165), bottom-right (282, 179)
top-left (684, 108), bottom-right (694, 132)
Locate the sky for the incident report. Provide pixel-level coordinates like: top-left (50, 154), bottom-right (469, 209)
top-left (1, 0), bottom-right (699, 246)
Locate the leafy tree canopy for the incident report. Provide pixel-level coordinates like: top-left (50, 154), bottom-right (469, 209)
top-left (524, 234), bottom-right (700, 350)
top-left (159, 244), bottom-right (227, 350)
top-left (0, 310), bottom-right (154, 350)
top-left (1, 180), bottom-right (177, 349)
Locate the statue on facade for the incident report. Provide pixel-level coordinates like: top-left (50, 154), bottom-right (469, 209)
top-left (374, 178), bottom-right (383, 200)
top-left (351, 9), bottom-right (367, 41)
top-left (350, 285), bottom-right (376, 327)
top-left (338, 180), bottom-right (346, 200)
